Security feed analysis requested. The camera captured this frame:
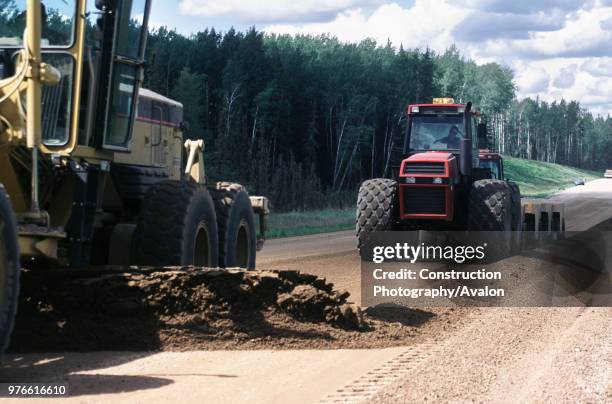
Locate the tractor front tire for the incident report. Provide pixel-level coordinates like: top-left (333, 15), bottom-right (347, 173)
top-left (0, 184), bottom-right (19, 358)
top-left (133, 180), bottom-right (219, 267)
top-left (356, 178), bottom-right (397, 250)
top-left (210, 184), bottom-right (257, 270)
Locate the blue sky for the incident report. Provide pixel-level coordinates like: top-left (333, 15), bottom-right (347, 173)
top-left (150, 1), bottom-right (418, 34)
top-left (149, 0), bottom-right (612, 116)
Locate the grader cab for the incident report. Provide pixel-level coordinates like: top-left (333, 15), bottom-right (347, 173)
top-left (0, 0), bottom-right (269, 356)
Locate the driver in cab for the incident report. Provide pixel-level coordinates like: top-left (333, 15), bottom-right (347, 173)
top-left (435, 126), bottom-right (462, 149)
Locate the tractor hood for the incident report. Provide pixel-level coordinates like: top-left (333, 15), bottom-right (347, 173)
top-left (405, 151), bottom-right (454, 163)
top-left (399, 151), bottom-right (457, 178)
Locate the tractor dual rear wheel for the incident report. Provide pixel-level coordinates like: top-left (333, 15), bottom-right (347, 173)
top-left (468, 179), bottom-right (513, 260)
top-left (133, 180), bottom-right (219, 267)
top-left (0, 184), bottom-right (19, 358)
top-left (508, 181), bottom-right (523, 253)
top-left (468, 179), bottom-right (512, 231)
top-left (210, 183), bottom-right (257, 270)
top-left (356, 178), bottom-right (397, 250)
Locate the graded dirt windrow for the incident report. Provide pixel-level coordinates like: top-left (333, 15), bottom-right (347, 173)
top-left (9, 267), bottom-right (465, 352)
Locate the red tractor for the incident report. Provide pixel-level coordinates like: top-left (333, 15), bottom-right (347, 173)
top-left (357, 99), bottom-right (522, 248)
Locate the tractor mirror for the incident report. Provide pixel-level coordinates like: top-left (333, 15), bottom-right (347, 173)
top-left (477, 123), bottom-right (488, 148)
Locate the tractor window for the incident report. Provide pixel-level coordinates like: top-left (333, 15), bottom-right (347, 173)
top-left (0, 0), bottom-right (76, 47)
top-left (409, 115), bottom-right (464, 151)
top-left (479, 159), bottom-right (501, 179)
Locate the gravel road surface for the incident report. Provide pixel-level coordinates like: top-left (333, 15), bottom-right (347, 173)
top-left (1, 179), bottom-right (610, 403)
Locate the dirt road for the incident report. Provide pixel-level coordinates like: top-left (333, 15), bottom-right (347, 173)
top-left (1, 179), bottom-right (611, 403)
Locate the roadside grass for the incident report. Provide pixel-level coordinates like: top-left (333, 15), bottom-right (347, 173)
top-left (264, 208), bottom-right (355, 239)
top-left (504, 157), bottom-right (601, 198)
top-left (262, 158), bottom-right (600, 239)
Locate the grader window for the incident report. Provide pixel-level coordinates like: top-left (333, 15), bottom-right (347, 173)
top-left (105, 64), bottom-right (138, 148)
top-left (0, 0), bottom-right (76, 47)
top-left (115, 0), bottom-right (148, 59)
top-left (41, 52), bottom-right (74, 146)
top-left (101, 0), bottom-right (151, 150)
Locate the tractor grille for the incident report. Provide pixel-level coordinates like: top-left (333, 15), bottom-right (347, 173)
top-left (403, 162), bottom-right (445, 175)
top-left (403, 187), bottom-right (446, 215)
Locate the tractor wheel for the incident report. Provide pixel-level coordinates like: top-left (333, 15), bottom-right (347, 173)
top-left (0, 184), bottom-right (19, 358)
top-left (468, 179), bottom-right (512, 231)
top-left (508, 182), bottom-right (522, 231)
top-left (133, 180), bottom-right (219, 267)
top-left (210, 184), bottom-right (257, 270)
top-left (468, 179), bottom-right (513, 260)
top-left (356, 178), bottom-right (397, 250)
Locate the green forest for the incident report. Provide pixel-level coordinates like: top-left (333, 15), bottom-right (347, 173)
top-left (144, 28), bottom-right (611, 211)
top-left (2, 0), bottom-right (610, 211)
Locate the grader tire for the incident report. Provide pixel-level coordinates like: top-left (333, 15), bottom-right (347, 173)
top-left (133, 180), bottom-right (219, 267)
top-left (356, 178), bottom-right (397, 250)
top-left (0, 184), bottom-right (19, 358)
top-left (210, 185), bottom-right (257, 270)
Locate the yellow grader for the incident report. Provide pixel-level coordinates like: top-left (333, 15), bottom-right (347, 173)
top-left (0, 0), bottom-right (269, 356)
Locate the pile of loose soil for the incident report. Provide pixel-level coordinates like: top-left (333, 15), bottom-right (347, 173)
top-left (9, 267), bottom-right (463, 352)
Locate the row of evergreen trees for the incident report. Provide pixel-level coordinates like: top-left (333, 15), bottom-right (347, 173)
top-left (143, 28), bottom-right (611, 211)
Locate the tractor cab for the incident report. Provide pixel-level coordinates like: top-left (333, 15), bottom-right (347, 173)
top-left (478, 150), bottom-right (504, 180)
top-left (402, 98), bottom-right (484, 176)
top-left (357, 98), bottom-right (561, 251)
top-left (395, 98), bottom-right (486, 225)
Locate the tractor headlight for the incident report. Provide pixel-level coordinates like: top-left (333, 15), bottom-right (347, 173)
top-left (433, 177), bottom-right (443, 184)
top-left (405, 177), bottom-right (416, 184)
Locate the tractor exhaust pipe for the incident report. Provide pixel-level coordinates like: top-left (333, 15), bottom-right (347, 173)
top-left (459, 102), bottom-right (473, 177)
top-left (460, 138), bottom-right (472, 177)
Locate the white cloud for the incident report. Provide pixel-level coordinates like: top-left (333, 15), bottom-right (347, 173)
top-left (582, 57), bottom-right (612, 76)
top-left (470, 6), bottom-right (612, 60)
top-left (514, 59), bottom-right (612, 116)
top-left (265, 1), bottom-right (469, 51)
top-left (454, 0), bottom-right (591, 14)
top-left (179, 0), bottom-right (383, 23)
top-left (256, 0), bottom-right (612, 115)
top-left (515, 66), bottom-right (550, 94)
top-left (553, 65), bottom-right (577, 89)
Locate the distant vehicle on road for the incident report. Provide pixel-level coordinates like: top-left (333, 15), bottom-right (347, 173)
top-left (604, 170), bottom-right (612, 178)
top-left (574, 178), bottom-right (586, 186)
